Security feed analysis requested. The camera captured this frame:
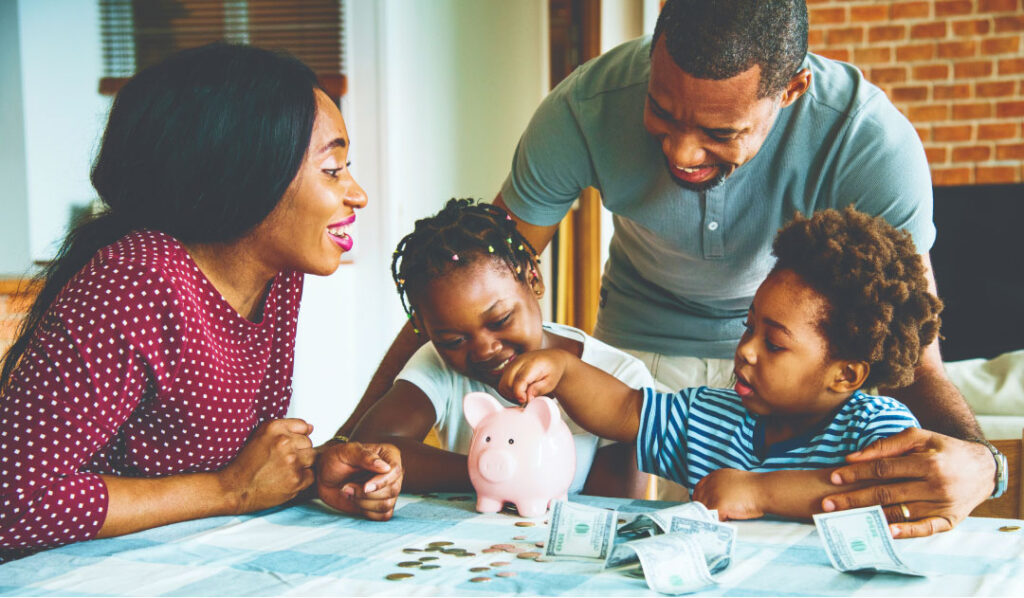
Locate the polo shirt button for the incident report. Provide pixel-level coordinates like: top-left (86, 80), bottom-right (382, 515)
top-left (708, 221), bottom-right (719, 231)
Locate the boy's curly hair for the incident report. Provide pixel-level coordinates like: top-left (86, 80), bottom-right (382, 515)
top-left (772, 207), bottom-right (942, 389)
top-left (391, 198), bottom-right (540, 320)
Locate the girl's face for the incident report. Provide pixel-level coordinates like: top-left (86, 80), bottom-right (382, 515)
top-left (414, 258), bottom-right (544, 388)
top-left (733, 269), bottom-right (862, 430)
top-left (250, 89), bottom-right (368, 276)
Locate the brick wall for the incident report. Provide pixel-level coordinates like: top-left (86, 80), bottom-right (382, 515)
top-left (807, 0), bottom-right (1024, 185)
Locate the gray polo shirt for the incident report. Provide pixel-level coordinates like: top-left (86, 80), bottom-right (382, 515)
top-left (500, 36), bottom-right (935, 359)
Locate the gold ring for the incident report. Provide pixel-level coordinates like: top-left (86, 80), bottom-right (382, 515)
top-left (899, 503), bottom-right (911, 520)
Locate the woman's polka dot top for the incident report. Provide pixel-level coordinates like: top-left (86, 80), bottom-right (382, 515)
top-left (0, 230), bottom-right (303, 561)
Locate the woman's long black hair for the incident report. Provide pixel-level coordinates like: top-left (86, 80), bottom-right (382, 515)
top-left (1, 43), bottom-right (320, 389)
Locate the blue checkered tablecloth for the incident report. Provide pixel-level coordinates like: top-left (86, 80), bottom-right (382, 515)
top-left (2, 494), bottom-right (1022, 596)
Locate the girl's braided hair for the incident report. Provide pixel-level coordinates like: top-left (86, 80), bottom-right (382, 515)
top-left (391, 198), bottom-right (540, 323)
top-left (772, 207), bottom-right (943, 389)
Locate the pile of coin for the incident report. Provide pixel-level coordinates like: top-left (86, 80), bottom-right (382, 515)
top-left (384, 522), bottom-right (556, 583)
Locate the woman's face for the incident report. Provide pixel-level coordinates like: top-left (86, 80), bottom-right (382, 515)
top-left (250, 89), bottom-right (368, 276)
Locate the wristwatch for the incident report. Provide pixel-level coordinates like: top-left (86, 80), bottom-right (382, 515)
top-left (331, 433), bottom-right (351, 444)
top-left (976, 439), bottom-right (1008, 499)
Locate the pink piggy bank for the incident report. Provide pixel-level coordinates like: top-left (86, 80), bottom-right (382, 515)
top-left (463, 392), bottom-right (576, 518)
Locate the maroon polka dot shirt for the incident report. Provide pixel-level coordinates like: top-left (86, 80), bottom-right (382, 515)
top-left (0, 230), bottom-right (303, 561)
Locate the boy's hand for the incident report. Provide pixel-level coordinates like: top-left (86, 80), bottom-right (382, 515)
top-left (693, 468), bottom-right (765, 521)
top-left (498, 349), bottom-right (570, 404)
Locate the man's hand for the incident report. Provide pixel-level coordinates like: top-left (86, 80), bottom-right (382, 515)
top-left (692, 468), bottom-right (765, 521)
top-left (316, 442), bottom-right (403, 521)
top-left (823, 428), bottom-right (994, 538)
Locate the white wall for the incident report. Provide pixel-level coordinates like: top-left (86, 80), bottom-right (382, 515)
top-left (16, 0), bottom-right (110, 265)
top-left (286, 0), bottom-right (550, 443)
top-left (0, 0), bottom-right (31, 275)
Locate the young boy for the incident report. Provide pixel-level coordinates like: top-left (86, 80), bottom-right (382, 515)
top-left (499, 207), bottom-right (943, 521)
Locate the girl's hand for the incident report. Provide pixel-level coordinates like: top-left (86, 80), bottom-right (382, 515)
top-left (498, 349), bottom-right (570, 404)
top-left (692, 468), bottom-right (765, 521)
top-left (316, 442), bottom-right (403, 521)
top-left (218, 418), bottom-right (316, 514)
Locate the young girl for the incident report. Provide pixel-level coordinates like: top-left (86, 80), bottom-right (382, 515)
top-left (500, 207), bottom-right (942, 522)
top-left (347, 198), bottom-right (654, 496)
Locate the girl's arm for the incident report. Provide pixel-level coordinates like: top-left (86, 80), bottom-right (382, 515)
top-left (345, 380), bottom-right (474, 493)
top-left (692, 468), bottom-right (874, 521)
top-left (499, 349), bottom-right (643, 443)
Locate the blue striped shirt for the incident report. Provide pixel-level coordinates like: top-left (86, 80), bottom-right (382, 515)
top-left (636, 387), bottom-right (919, 492)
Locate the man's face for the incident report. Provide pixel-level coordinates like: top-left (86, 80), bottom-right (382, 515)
top-left (643, 38), bottom-right (801, 192)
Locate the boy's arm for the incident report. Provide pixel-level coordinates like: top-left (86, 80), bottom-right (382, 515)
top-left (338, 380), bottom-right (473, 493)
top-left (693, 468), bottom-right (873, 522)
top-left (499, 349), bottom-right (643, 443)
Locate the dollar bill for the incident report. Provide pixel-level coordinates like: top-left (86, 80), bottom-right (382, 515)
top-left (605, 534), bottom-right (716, 595)
top-left (616, 501), bottom-right (716, 539)
top-left (545, 500), bottom-right (618, 561)
top-left (812, 505), bottom-right (924, 576)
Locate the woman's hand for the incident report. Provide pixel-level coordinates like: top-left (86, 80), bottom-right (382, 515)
top-left (693, 468), bottom-right (765, 521)
top-left (822, 428), bottom-right (993, 538)
top-left (498, 349), bottom-right (570, 404)
top-left (218, 418), bottom-right (316, 514)
top-left (316, 442), bottom-right (403, 521)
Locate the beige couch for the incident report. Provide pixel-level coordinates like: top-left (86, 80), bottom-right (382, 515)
top-left (947, 349), bottom-right (1024, 440)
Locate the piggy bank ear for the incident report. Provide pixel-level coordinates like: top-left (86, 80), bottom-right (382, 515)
top-left (523, 396), bottom-right (560, 432)
top-left (463, 392), bottom-right (504, 429)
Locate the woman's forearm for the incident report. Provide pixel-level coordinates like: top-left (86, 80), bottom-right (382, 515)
top-left (97, 472), bottom-right (236, 538)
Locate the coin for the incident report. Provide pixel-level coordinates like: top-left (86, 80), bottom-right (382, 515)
top-left (386, 573), bottom-right (414, 581)
top-left (515, 521), bottom-right (536, 527)
top-left (534, 556), bottom-right (552, 562)
top-left (496, 571), bottom-right (517, 578)
top-left (460, 552), bottom-right (476, 557)
top-left (492, 543), bottom-right (516, 551)
top-left (470, 567), bottom-right (490, 572)
top-left (419, 556), bottom-right (438, 562)
top-left (999, 525), bottom-right (1021, 532)
top-left (470, 577), bottom-right (492, 583)
top-left (513, 535), bottom-right (527, 540)
top-left (482, 548), bottom-right (500, 553)
top-left (420, 564), bottom-right (440, 570)
top-left (517, 551), bottom-right (541, 559)
top-left (490, 561), bottom-right (510, 567)
top-left (428, 541), bottom-right (454, 547)
top-left (618, 518), bottom-right (627, 525)
top-left (402, 548), bottom-right (423, 553)
top-left (397, 561), bottom-right (422, 568)
top-left (535, 541), bottom-right (545, 547)
top-left (442, 548), bottom-right (462, 554)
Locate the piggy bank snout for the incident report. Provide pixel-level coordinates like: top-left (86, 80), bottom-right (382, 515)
top-left (477, 448), bottom-right (517, 483)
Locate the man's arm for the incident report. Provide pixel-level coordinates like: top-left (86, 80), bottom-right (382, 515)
top-left (493, 194), bottom-right (560, 254)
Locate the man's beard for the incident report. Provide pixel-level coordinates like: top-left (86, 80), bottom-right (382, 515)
top-left (664, 157), bottom-right (733, 192)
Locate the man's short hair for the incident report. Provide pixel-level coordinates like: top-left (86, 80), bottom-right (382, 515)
top-left (652, 0), bottom-right (808, 98)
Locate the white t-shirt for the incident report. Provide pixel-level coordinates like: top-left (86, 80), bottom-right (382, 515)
top-left (396, 322), bottom-right (654, 493)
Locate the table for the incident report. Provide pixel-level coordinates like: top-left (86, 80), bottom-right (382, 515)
top-left (2, 494), bottom-right (1023, 596)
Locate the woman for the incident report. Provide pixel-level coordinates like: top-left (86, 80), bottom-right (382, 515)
top-left (0, 44), bottom-right (402, 562)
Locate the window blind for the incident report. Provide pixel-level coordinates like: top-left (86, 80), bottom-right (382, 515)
top-left (99, 0), bottom-right (345, 98)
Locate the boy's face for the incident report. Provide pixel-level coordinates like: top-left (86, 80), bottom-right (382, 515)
top-left (413, 258), bottom-right (545, 388)
top-left (733, 269), bottom-right (857, 426)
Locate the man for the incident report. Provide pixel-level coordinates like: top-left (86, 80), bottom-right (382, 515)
top-left (336, 0), bottom-right (1002, 538)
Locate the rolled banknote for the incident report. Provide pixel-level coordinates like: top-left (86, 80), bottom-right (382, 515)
top-left (812, 505), bottom-right (924, 576)
top-left (605, 534), bottom-right (716, 595)
top-left (545, 500), bottom-right (618, 561)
